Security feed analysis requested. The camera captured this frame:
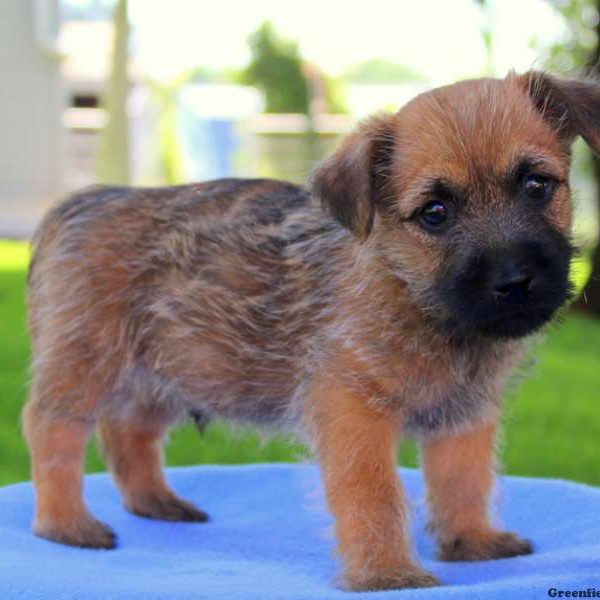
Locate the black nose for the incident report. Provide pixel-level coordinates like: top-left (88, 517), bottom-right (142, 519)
top-left (492, 265), bottom-right (533, 301)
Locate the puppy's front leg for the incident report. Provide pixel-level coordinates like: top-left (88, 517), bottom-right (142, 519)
top-left (308, 382), bottom-right (440, 591)
top-left (421, 419), bottom-right (533, 561)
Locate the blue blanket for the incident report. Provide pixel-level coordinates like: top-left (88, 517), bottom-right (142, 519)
top-left (0, 464), bottom-right (598, 599)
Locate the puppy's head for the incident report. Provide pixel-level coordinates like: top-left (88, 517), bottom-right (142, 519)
top-left (312, 72), bottom-right (598, 340)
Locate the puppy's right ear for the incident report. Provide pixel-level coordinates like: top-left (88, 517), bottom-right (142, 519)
top-left (311, 114), bottom-right (397, 240)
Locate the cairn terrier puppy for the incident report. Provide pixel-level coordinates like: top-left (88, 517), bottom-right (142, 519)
top-left (25, 71), bottom-right (588, 590)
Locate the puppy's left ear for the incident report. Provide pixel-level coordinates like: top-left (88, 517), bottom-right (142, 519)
top-left (311, 113), bottom-right (397, 240)
top-left (519, 70), bottom-right (600, 155)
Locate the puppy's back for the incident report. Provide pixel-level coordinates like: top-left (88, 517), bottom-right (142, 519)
top-left (27, 178), bottom-right (339, 425)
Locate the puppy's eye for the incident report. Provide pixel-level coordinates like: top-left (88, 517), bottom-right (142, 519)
top-left (524, 174), bottom-right (554, 203)
top-left (418, 201), bottom-right (448, 231)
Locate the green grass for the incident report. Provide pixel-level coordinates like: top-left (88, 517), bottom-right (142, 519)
top-left (1, 239), bottom-right (599, 487)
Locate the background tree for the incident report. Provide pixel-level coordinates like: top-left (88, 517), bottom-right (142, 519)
top-left (239, 22), bottom-right (310, 114)
top-left (545, 0), bottom-right (598, 71)
top-left (545, 0), bottom-right (600, 315)
top-left (569, 1), bottom-right (600, 315)
top-left (239, 22), bottom-right (347, 116)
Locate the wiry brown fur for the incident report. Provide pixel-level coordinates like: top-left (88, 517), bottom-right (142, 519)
top-left (24, 71), bottom-right (600, 589)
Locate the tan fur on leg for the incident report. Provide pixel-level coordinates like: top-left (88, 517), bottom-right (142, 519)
top-left (421, 420), bottom-right (532, 561)
top-left (98, 415), bottom-right (208, 522)
top-left (22, 401), bottom-right (115, 548)
top-left (308, 380), bottom-right (440, 591)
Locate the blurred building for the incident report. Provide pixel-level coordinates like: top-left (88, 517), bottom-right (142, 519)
top-left (0, 0), bottom-right (63, 238)
top-left (0, 0), bottom-right (429, 239)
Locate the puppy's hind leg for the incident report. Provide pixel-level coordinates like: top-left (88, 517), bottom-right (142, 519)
top-left (98, 409), bottom-right (208, 523)
top-left (23, 394), bottom-right (116, 549)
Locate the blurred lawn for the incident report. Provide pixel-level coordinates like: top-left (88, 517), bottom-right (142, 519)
top-left (1, 239), bottom-right (599, 487)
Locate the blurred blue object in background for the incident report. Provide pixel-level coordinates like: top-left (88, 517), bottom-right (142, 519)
top-left (178, 84), bottom-right (259, 181)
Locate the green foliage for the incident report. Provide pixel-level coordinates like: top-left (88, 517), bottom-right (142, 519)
top-left (238, 22), bottom-right (348, 115)
top-left (343, 59), bottom-right (426, 84)
top-left (322, 76), bottom-right (349, 114)
top-left (0, 244), bottom-right (32, 485)
top-left (239, 22), bottom-right (310, 114)
top-left (1, 240), bottom-right (599, 487)
top-left (543, 0), bottom-right (599, 73)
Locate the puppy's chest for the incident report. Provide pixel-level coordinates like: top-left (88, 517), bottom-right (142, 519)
top-left (377, 343), bottom-right (515, 437)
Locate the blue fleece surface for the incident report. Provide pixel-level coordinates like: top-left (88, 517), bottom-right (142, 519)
top-left (0, 465), bottom-right (598, 599)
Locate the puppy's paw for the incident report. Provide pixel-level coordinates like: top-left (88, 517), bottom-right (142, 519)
top-left (440, 530), bottom-right (533, 562)
top-left (127, 493), bottom-right (209, 523)
top-left (346, 566), bottom-right (441, 591)
top-left (35, 515), bottom-right (117, 549)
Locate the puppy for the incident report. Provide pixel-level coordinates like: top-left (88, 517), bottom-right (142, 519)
top-left (24, 71), bottom-right (588, 590)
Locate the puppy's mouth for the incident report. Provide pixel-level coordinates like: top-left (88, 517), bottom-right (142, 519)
top-left (437, 287), bottom-right (572, 340)
top-left (437, 294), bottom-right (570, 340)
top-left (430, 236), bottom-right (574, 341)
top-left (473, 301), bottom-right (567, 339)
